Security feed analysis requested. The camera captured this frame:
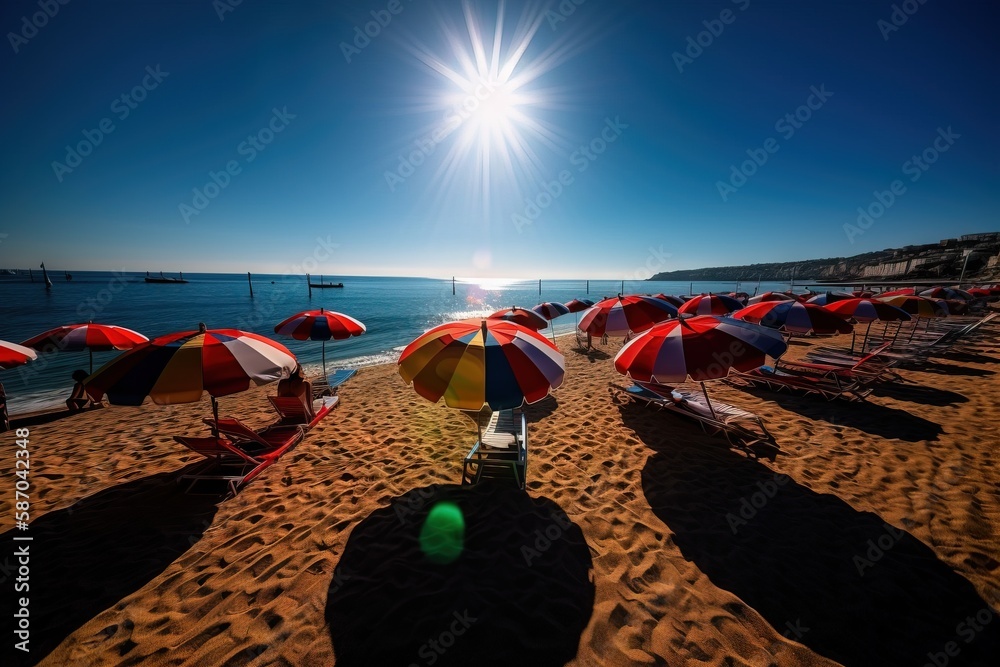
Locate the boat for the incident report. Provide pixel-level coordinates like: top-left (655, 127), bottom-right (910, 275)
top-left (145, 271), bottom-right (189, 284)
top-left (308, 274), bottom-right (343, 288)
top-left (40, 262), bottom-right (52, 290)
top-left (65, 272), bottom-right (72, 281)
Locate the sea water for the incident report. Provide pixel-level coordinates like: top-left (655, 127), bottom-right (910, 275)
top-left (0, 272), bottom-right (798, 414)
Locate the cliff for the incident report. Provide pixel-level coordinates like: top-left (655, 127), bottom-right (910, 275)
top-left (649, 233), bottom-right (1000, 283)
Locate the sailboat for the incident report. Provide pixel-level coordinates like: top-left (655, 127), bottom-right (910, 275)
top-left (40, 262), bottom-right (52, 290)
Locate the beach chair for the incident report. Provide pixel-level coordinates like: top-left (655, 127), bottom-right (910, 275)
top-left (462, 408), bottom-right (527, 489)
top-left (176, 417), bottom-right (306, 494)
top-left (608, 382), bottom-right (775, 458)
top-left (727, 365), bottom-right (873, 402)
top-left (267, 394), bottom-right (339, 429)
top-left (312, 368), bottom-right (357, 398)
top-left (778, 342), bottom-right (902, 385)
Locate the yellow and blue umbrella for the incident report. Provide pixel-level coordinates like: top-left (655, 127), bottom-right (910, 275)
top-left (398, 319), bottom-right (564, 411)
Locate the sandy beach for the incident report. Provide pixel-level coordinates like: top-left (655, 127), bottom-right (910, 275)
top-left (3, 323), bottom-right (999, 666)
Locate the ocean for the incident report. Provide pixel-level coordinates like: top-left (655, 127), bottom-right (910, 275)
top-left (0, 272), bottom-right (799, 415)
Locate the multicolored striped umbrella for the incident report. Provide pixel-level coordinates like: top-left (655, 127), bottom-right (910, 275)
top-left (488, 307), bottom-right (548, 331)
top-left (823, 298), bottom-right (912, 352)
top-left (920, 287), bottom-right (973, 301)
top-left (677, 293), bottom-right (743, 316)
top-left (747, 291), bottom-right (796, 305)
top-left (1, 340), bottom-right (37, 370)
top-left (398, 319), bottom-right (564, 411)
top-left (531, 302), bottom-right (571, 320)
top-left (564, 298), bottom-right (594, 313)
top-left (21, 323), bottom-right (148, 372)
top-left (876, 295), bottom-right (948, 319)
top-left (806, 291), bottom-right (856, 306)
top-left (614, 315), bottom-right (787, 383)
top-left (653, 294), bottom-right (686, 308)
top-left (578, 295), bottom-right (678, 337)
top-left (274, 308), bottom-right (366, 376)
top-left (85, 323), bottom-right (297, 426)
top-left (732, 300), bottom-right (853, 336)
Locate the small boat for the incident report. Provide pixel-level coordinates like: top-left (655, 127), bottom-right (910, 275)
top-left (40, 262), bottom-right (52, 290)
top-left (145, 271), bottom-right (189, 284)
top-left (308, 274), bottom-right (344, 288)
top-left (65, 272), bottom-right (72, 281)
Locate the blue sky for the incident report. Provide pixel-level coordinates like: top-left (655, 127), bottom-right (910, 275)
top-left (1, 0), bottom-right (996, 279)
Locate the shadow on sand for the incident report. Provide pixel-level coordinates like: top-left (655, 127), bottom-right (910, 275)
top-left (2, 466), bottom-right (219, 665)
top-left (619, 403), bottom-right (999, 667)
top-left (326, 483), bottom-right (594, 667)
top-left (523, 394), bottom-right (558, 422)
top-left (727, 384), bottom-right (944, 441)
top-left (871, 382), bottom-right (969, 406)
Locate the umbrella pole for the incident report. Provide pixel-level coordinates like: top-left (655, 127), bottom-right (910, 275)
top-left (700, 382), bottom-right (717, 420)
top-left (211, 396), bottom-right (220, 437)
top-left (89, 348), bottom-right (93, 374)
top-left (322, 340), bottom-right (327, 378)
top-left (861, 321), bottom-right (872, 354)
top-left (849, 329), bottom-right (856, 355)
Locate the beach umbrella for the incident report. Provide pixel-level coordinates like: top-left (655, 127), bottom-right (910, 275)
top-left (930, 298), bottom-right (970, 316)
top-left (273, 308), bottom-right (366, 377)
top-left (653, 294), bottom-right (686, 308)
top-left (823, 298), bottom-right (912, 352)
top-left (532, 302), bottom-right (571, 342)
top-left (806, 291), bottom-right (856, 306)
top-left (920, 287), bottom-right (973, 301)
top-left (747, 291), bottom-right (796, 305)
top-left (564, 298), bottom-right (594, 313)
top-left (852, 290), bottom-right (875, 298)
top-left (732, 300), bottom-right (853, 336)
top-left (876, 295), bottom-right (948, 319)
top-left (398, 319), bottom-right (564, 412)
top-left (578, 295), bottom-right (678, 338)
top-left (21, 323), bottom-right (149, 373)
top-left (614, 315), bottom-right (787, 418)
top-left (878, 288), bottom-right (916, 297)
top-left (677, 293), bottom-right (743, 317)
top-left (488, 307), bottom-right (548, 331)
top-left (84, 323), bottom-right (297, 430)
top-left (0, 340), bottom-right (38, 370)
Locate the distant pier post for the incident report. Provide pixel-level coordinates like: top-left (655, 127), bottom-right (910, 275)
top-left (307, 274), bottom-right (312, 297)
top-left (620, 279), bottom-right (624, 294)
top-left (586, 280), bottom-right (589, 294)
top-left (452, 276), bottom-right (455, 295)
top-left (689, 282), bottom-right (693, 296)
top-left (538, 279), bottom-right (541, 295)
top-left (248, 272), bottom-right (254, 298)
top-left (28, 268), bottom-right (33, 282)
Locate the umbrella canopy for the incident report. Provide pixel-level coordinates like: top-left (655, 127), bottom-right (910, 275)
top-left (21, 323), bottom-right (149, 372)
top-left (614, 315), bottom-right (788, 384)
top-left (532, 302), bottom-right (571, 320)
top-left (876, 295), bottom-right (948, 319)
top-left (747, 291), bottom-right (796, 305)
top-left (273, 308), bottom-right (366, 376)
top-left (1, 340), bottom-right (38, 370)
top-left (85, 324), bottom-right (297, 407)
top-left (878, 287), bottom-right (916, 297)
top-left (488, 307), bottom-right (548, 331)
top-left (822, 298), bottom-right (912, 323)
top-left (920, 287), bottom-right (973, 301)
top-left (653, 294), bottom-right (686, 308)
top-left (578, 295), bottom-right (678, 337)
top-left (397, 319), bottom-right (564, 411)
top-left (806, 291), bottom-right (856, 306)
top-left (930, 298), bottom-right (970, 316)
top-left (677, 293), bottom-right (743, 316)
top-left (732, 300), bottom-right (854, 335)
top-left (564, 298), bottom-right (594, 313)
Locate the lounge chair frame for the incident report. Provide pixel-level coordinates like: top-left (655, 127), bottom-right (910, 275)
top-left (462, 408), bottom-right (528, 489)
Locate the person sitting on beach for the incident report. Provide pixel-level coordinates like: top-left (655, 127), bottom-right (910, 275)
top-left (277, 365), bottom-right (314, 420)
top-left (0, 382), bottom-right (8, 432)
top-left (66, 370), bottom-right (94, 412)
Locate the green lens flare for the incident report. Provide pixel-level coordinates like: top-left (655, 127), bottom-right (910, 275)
top-left (420, 501), bottom-right (465, 564)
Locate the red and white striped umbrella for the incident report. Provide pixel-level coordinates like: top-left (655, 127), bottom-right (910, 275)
top-left (532, 302), bottom-right (571, 320)
top-left (732, 300), bottom-right (853, 336)
top-left (920, 287), bottom-right (973, 301)
top-left (564, 298), bottom-right (595, 313)
top-left (21, 323), bottom-right (148, 372)
top-left (824, 298), bottom-right (912, 352)
top-left (653, 294), bottom-right (686, 308)
top-left (678, 293), bottom-right (744, 316)
top-left (747, 291), bottom-right (796, 305)
top-left (1, 340), bottom-right (38, 370)
top-left (579, 295), bottom-right (678, 337)
top-left (489, 307), bottom-right (548, 331)
top-left (614, 316), bottom-right (787, 384)
top-left (274, 308), bottom-right (366, 376)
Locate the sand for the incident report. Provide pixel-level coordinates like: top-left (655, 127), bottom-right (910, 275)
top-left (2, 320), bottom-right (999, 666)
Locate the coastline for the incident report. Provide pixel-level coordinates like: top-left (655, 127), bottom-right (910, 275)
top-left (3, 326), bottom-right (998, 665)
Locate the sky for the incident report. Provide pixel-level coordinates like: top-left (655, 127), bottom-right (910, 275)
top-left (0, 0), bottom-right (997, 279)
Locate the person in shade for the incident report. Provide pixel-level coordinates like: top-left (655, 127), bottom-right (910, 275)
top-left (276, 364), bottom-right (314, 420)
top-left (0, 382), bottom-right (8, 431)
top-left (66, 369), bottom-right (95, 412)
